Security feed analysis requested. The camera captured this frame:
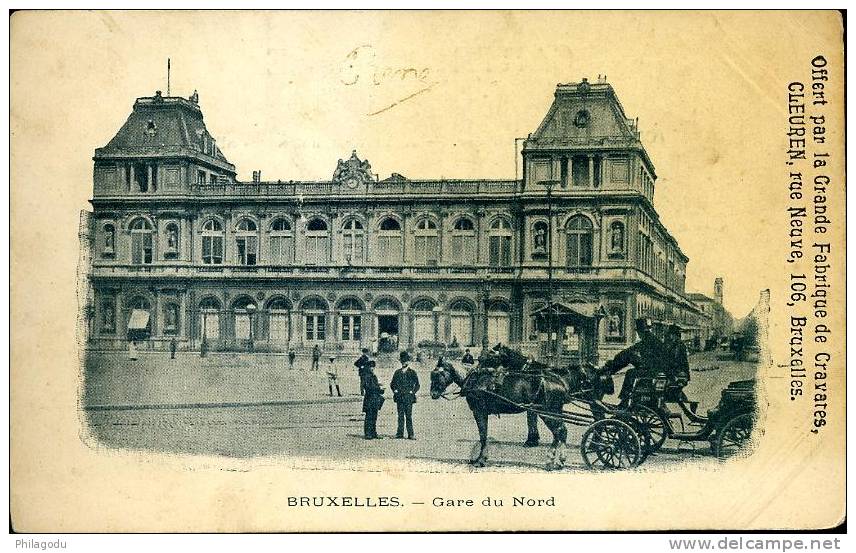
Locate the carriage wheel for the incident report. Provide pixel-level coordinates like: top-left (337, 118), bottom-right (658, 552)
top-left (628, 405), bottom-right (668, 455)
top-left (714, 413), bottom-right (754, 459)
top-left (581, 419), bottom-right (642, 470)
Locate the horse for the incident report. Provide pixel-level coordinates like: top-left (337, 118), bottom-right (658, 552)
top-left (430, 346), bottom-right (592, 469)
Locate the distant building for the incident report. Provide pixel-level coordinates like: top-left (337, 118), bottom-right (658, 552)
top-left (688, 277), bottom-right (734, 347)
top-left (85, 79), bottom-right (705, 364)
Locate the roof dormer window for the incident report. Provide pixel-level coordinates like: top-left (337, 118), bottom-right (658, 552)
top-left (145, 119), bottom-right (157, 136)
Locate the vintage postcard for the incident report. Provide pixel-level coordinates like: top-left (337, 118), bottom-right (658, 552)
top-left (9, 10), bottom-right (845, 532)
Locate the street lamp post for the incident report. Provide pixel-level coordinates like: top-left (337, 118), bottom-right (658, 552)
top-left (246, 303), bottom-right (257, 353)
top-left (481, 274), bottom-right (493, 352)
top-left (538, 179), bottom-right (560, 367)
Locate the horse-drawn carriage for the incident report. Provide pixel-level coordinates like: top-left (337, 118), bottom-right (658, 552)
top-left (429, 345), bottom-right (757, 470)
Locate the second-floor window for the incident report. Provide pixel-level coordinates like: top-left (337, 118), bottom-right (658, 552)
top-left (129, 218), bottom-right (153, 265)
top-left (377, 217), bottom-right (403, 264)
top-left (305, 218), bottom-right (330, 265)
top-left (566, 215), bottom-right (593, 267)
top-left (414, 218), bottom-right (439, 265)
top-left (450, 217), bottom-right (476, 264)
top-left (201, 219), bottom-right (224, 265)
top-left (269, 218), bottom-right (294, 264)
top-left (235, 219), bottom-right (258, 266)
top-left (342, 219), bottom-right (365, 264)
top-left (489, 218), bottom-right (513, 267)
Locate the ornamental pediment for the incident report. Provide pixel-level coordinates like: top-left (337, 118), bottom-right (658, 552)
top-left (332, 150), bottom-right (374, 189)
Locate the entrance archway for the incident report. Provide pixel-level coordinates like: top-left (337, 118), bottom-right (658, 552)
top-left (374, 298), bottom-right (401, 352)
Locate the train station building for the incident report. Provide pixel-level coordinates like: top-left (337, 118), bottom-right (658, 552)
top-left (84, 78), bottom-right (709, 364)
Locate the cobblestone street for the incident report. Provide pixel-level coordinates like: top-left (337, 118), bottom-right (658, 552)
top-left (83, 350), bottom-right (758, 470)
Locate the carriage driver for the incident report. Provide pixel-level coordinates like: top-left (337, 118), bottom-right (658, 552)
top-left (600, 317), bottom-right (668, 409)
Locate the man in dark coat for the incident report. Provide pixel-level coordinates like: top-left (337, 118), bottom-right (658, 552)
top-left (601, 318), bottom-right (668, 408)
top-left (390, 350), bottom-right (420, 439)
top-left (311, 344), bottom-right (321, 371)
top-left (355, 348), bottom-right (371, 395)
top-left (461, 348), bottom-right (475, 366)
top-left (663, 324), bottom-right (690, 388)
top-left (362, 360), bottom-right (385, 439)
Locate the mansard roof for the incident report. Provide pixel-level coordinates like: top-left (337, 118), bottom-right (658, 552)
top-left (524, 79), bottom-right (656, 177)
top-left (94, 91), bottom-right (235, 173)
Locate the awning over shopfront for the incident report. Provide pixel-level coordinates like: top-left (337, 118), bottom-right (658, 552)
top-left (530, 301), bottom-right (606, 320)
top-left (128, 309), bottom-right (150, 331)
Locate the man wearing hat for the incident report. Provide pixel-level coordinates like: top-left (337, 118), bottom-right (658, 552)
top-left (362, 360), bottom-right (385, 439)
top-left (663, 324), bottom-right (690, 389)
top-left (390, 350), bottom-right (420, 439)
top-left (601, 317), bottom-right (667, 408)
top-left (354, 348), bottom-right (371, 396)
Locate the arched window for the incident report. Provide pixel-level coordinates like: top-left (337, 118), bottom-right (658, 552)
top-left (450, 217), bottom-right (476, 264)
top-left (102, 224), bottom-right (115, 256)
top-left (377, 217), bottom-right (403, 264)
top-left (201, 219), bottom-right (224, 265)
top-left (609, 220), bottom-right (625, 257)
top-left (449, 299), bottom-right (474, 347)
top-left (487, 300), bottom-right (511, 347)
top-left (305, 218), bottom-right (329, 265)
top-left (342, 219), bottom-right (365, 264)
top-left (411, 299), bottom-right (437, 345)
top-left (566, 215), bottom-right (593, 267)
top-left (302, 297), bottom-right (328, 341)
top-left (235, 219), bottom-right (258, 266)
top-left (338, 297), bottom-right (364, 342)
top-left (232, 296), bottom-right (257, 342)
top-left (489, 218), bottom-right (513, 267)
top-left (199, 297), bottom-right (221, 340)
top-left (267, 297), bottom-right (291, 343)
top-left (269, 218), bottom-right (294, 265)
top-left (164, 222), bottom-right (179, 256)
top-left (414, 218), bottom-right (439, 265)
top-left (532, 220), bottom-right (549, 257)
top-left (129, 218), bottom-right (153, 265)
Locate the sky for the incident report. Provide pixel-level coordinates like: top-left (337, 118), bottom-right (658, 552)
top-left (11, 10), bottom-right (843, 318)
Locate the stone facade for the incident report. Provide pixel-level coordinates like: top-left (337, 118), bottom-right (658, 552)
top-left (85, 79), bottom-right (707, 364)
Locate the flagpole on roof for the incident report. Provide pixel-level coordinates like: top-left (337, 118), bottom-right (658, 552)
top-left (167, 58), bottom-right (171, 96)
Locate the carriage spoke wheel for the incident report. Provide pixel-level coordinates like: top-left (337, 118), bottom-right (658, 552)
top-left (581, 419), bottom-right (642, 470)
top-left (714, 413), bottom-right (754, 459)
top-left (628, 405), bottom-right (668, 455)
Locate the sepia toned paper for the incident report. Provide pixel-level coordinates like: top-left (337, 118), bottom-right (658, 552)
top-left (9, 10), bottom-right (845, 532)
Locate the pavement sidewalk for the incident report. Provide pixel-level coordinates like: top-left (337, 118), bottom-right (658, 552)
top-left (83, 350), bottom-right (434, 411)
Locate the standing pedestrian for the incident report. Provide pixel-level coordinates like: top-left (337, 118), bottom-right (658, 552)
top-left (311, 344), bottom-right (321, 371)
top-left (362, 360), bottom-right (384, 439)
top-left (128, 339), bottom-right (139, 361)
top-left (200, 336), bottom-right (208, 358)
top-left (169, 337), bottom-right (177, 359)
top-left (390, 350), bottom-right (420, 439)
top-left (288, 348), bottom-right (296, 370)
top-left (461, 348), bottom-right (475, 367)
top-left (327, 355), bottom-right (341, 397)
top-left (355, 348), bottom-right (370, 395)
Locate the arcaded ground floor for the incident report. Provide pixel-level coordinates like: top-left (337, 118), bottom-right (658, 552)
top-left (87, 279), bottom-right (709, 366)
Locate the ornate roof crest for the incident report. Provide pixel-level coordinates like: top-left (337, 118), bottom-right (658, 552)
top-left (332, 150), bottom-right (374, 188)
